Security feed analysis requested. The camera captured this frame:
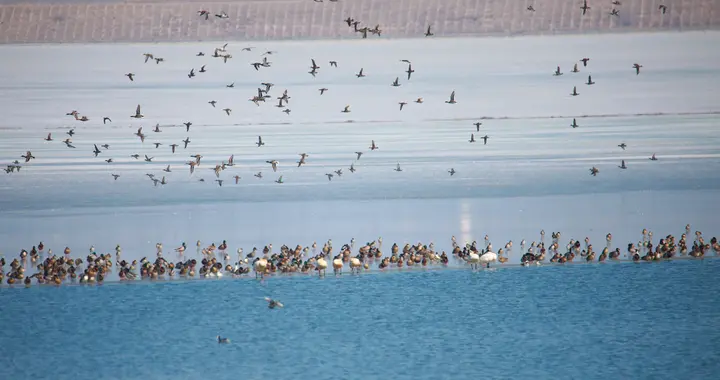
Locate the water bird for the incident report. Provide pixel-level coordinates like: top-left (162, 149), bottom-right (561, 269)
top-left (581, 0), bottom-right (590, 15)
top-left (633, 63), bottom-right (643, 75)
top-left (612, 1), bottom-right (621, 4)
top-left (329, 61), bottom-right (338, 67)
top-left (67, 128), bottom-right (75, 136)
top-left (153, 124), bottom-right (161, 133)
top-left (143, 53), bottom-right (154, 63)
top-left (527, 5), bottom-right (535, 12)
top-left (355, 152), bottom-right (363, 160)
top-left (479, 251), bottom-right (498, 268)
top-left (256, 136), bottom-right (265, 147)
top-left (619, 160), bottom-right (627, 169)
top-left (131, 154), bottom-right (140, 159)
top-left (111, 174), bottom-right (120, 180)
top-left (227, 82), bottom-right (235, 88)
top-left (92, 145), bottom-right (101, 157)
top-left (275, 176), bottom-right (283, 184)
top-left (154, 143), bottom-right (162, 148)
top-left (103, 117), bottom-right (111, 124)
top-left (356, 68), bottom-right (365, 78)
top-left (154, 57), bottom-right (164, 64)
top-left (265, 297), bottom-right (284, 309)
top-left (163, 165), bottom-right (171, 173)
top-left (650, 154), bottom-right (658, 161)
top-left (135, 127), bottom-right (145, 142)
top-left (481, 135), bottom-right (489, 145)
top-left (125, 73), bottom-right (135, 81)
top-left (169, 144), bottom-right (178, 153)
top-left (183, 138), bottom-right (191, 149)
top-left (319, 88), bottom-right (328, 95)
top-left (105, 158), bottom-right (113, 163)
top-left (144, 155), bottom-right (153, 162)
top-left (469, 134), bottom-right (476, 143)
top-left (610, 9), bottom-right (619, 16)
top-left (216, 179), bottom-right (223, 187)
top-left (618, 143), bottom-right (627, 150)
top-left (184, 122), bottom-right (192, 132)
top-left (196, 52), bottom-right (204, 56)
top-left (255, 172), bottom-right (263, 179)
top-left (188, 69), bottom-right (195, 78)
top-left (326, 173), bottom-right (334, 181)
top-left (233, 175), bottom-right (240, 184)
top-left (586, 75), bottom-right (595, 85)
top-left (553, 66), bottom-right (563, 76)
top-left (369, 140), bottom-right (378, 150)
top-left (398, 102), bottom-right (407, 111)
top-left (425, 25), bottom-right (433, 37)
top-left (446, 91), bottom-right (456, 104)
top-left (349, 163), bottom-right (356, 173)
top-left (406, 64), bottom-right (414, 80)
top-left (394, 163), bottom-right (402, 172)
top-left (21, 151), bottom-right (35, 162)
top-left (448, 168), bottom-right (456, 176)
top-left (223, 108), bottom-right (231, 115)
top-left (571, 118), bottom-right (579, 128)
top-left (131, 104), bottom-right (143, 118)
top-left (267, 160), bottom-right (278, 172)
top-left (590, 167), bottom-right (599, 176)
top-left (572, 63), bottom-right (579, 73)
top-left (391, 77), bottom-right (400, 87)
top-left (659, 5), bottom-right (667, 14)
top-left (342, 105), bottom-right (351, 113)
top-left (44, 133), bottom-right (52, 141)
top-left (571, 86), bottom-right (579, 96)
top-left (581, 57), bottom-right (590, 66)
top-left (415, 97), bottom-right (424, 103)
top-left (217, 336), bottom-right (230, 344)
top-left (334, 169), bottom-right (343, 177)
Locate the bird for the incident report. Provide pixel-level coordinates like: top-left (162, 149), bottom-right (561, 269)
top-left (553, 66), bottom-right (563, 76)
top-left (469, 134), bottom-right (476, 143)
top-left (92, 145), bottom-right (101, 157)
top-left (356, 68), bottom-right (365, 78)
top-left (394, 163), bottom-right (402, 172)
top-left (184, 122), bottom-right (192, 132)
top-left (188, 69), bottom-right (195, 78)
top-left (265, 297), bottom-right (284, 309)
top-left (21, 151), bottom-right (35, 162)
top-left (589, 167), bottom-right (599, 176)
top-left (144, 155), bottom-right (153, 162)
top-left (473, 122), bottom-right (482, 131)
top-left (143, 53), bottom-right (154, 63)
top-left (326, 173), bottom-right (334, 181)
top-left (153, 143), bottom-right (162, 148)
top-left (406, 64), bottom-right (415, 80)
top-left (619, 160), bottom-right (627, 169)
top-left (183, 138), bottom-right (191, 149)
top-left (448, 168), bottom-right (456, 176)
top-left (125, 73), bottom-right (135, 81)
top-left (153, 124), bottom-right (161, 133)
top-left (391, 77), bottom-right (400, 87)
top-left (163, 165), bottom-right (171, 173)
top-left (199, 65), bottom-right (206, 73)
top-left (527, 5), bottom-right (535, 12)
top-left (216, 179), bottom-right (223, 187)
top-left (571, 86), bottom-right (579, 96)
top-left (209, 100), bottom-right (217, 107)
top-left (111, 174), bottom-right (120, 180)
top-left (398, 102), bottom-right (407, 111)
top-left (266, 160), bottom-right (278, 172)
top-left (446, 91), bottom-right (456, 104)
top-left (425, 25), bottom-right (433, 37)
top-left (586, 75), bottom-right (595, 85)
top-left (633, 63), bottom-right (643, 75)
top-left (104, 158), bottom-right (113, 163)
top-left (256, 136), bottom-right (265, 147)
top-left (131, 104), bottom-right (143, 118)
top-left (571, 118), bottom-right (579, 128)
top-left (581, 0), bottom-right (590, 15)
top-left (103, 117), bottom-right (112, 124)
top-left (618, 143), bottom-right (627, 150)
top-left (319, 88), bottom-right (328, 95)
top-left (217, 336), bottom-right (230, 344)
top-left (44, 133), bottom-right (52, 141)
top-left (233, 175), bottom-right (241, 184)
top-left (369, 140), bottom-right (379, 150)
top-left (649, 154), bottom-right (658, 161)
top-left (581, 58), bottom-right (590, 67)
top-left (170, 144), bottom-right (178, 153)
top-left (355, 152), bottom-right (363, 160)
top-left (342, 105), bottom-right (351, 113)
top-left (349, 163), bottom-right (356, 173)
top-left (415, 97), bottom-right (424, 104)
top-left (223, 108), bottom-right (231, 115)
top-left (255, 172), bottom-right (263, 179)
top-left (659, 5), bottom-right (667, 14)
top-left (481, 135), bottom-right (489, 145)
top-left (334, 169), bottom-right (343, 177)
top-left (275, 176), bottom-right (283, 184)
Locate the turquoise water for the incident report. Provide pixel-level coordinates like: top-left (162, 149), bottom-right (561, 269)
top-left (2, 260), bottom-right (719, 379)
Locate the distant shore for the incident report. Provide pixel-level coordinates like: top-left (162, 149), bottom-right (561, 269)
top-left (0, 0), bottom-right (719, 44)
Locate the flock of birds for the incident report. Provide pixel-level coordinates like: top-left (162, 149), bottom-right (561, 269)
top-left (3, 225), bottom-right (718, 290)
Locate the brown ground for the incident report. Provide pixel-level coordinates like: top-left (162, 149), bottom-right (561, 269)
top-left (0, 0), bottom-right (719, 44)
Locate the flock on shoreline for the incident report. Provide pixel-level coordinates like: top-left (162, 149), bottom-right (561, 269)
top-left (3, 225), bottom-right (718, 288)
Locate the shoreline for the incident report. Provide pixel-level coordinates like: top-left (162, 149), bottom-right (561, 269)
top-left (1, 0), bottom-right (719, 45)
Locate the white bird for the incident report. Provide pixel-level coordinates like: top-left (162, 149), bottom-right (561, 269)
top-left (316, 257), bottom-right (328, 276)
top-left (254, 258), bottom-right (268, 278)
top-left (349, 257), bottom-right (363, 274)
top-left (465, 251), bottom-right (480, 270)
top-left (479, 251), bottom-right (498, 268)
top-left (333, 257), bottom-right (344, 275)
top-left (264, 297), bottom-right (284, 309)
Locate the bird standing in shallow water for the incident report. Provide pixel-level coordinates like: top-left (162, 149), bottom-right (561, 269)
top-left (265, 297), bottom-right (284, 309)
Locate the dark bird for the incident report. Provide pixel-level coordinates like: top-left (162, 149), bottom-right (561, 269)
top-left (398, 102), bottom-right (407, 111)
top-left (394, 163), bottom-right (403, 172)
top-left (349, 163), bottom-right (356, 173)
top-left (474, 122), bottom-right (482, 131)
top-left (257, 136), bottom-right (265, 147)
top-left (581, 0), bottom-right (590, 15)
top-left (425, 25), bottom-right (433, 37)
top-left (319, 88), bottom-right (328, 95)
top-left (619, 160), bottom-right (627, 169)
top-left (170, 144), bottom-right (178, 153)
top-left (341, 105), bottom-right (351, 113)
top-left (144, 155), bottom-right (153, 162)
top-left (571, 118), bottom-right (579, 128)
top-left (103, 117), bottom-right (112, 124)
top-left (610, 9), bottom-right (619, 16)
top-left (571, 86), bottom-right (579, 96)
top-left (67, 128), bottom-right (75, 136)
top-left (356, 68), bottom-right (365, 78)
top-left (391, 77), bottom-right (400, 87)
top-left (355, 151), bottom-right (363, 160)
top-left (154, 142), bottom-right (162, 148)
top-left (227, 82), bottom-right (235, 88)
top-left (659, 5), bottom-right (667, 14)
top-left (369, 140), bottom-right (378, 150)
top-left (406, 64), bottom-right (414, 80)
top-left (183, 137), bottom-right (191, 149)
top-left (581, 58), bottom-right (590, 67)
top-left (223, 108), bottom-right (232, 115)
top-left (329, 61), bottom-right (338, 67)
top-left (446, 91), bottom-right (456, 104)
top-left (111, 174), bottom-right (120, 180)
top-left (44, 133), bottom-right (53, 141)
top-left (633, 63), bottom-right (643, 75)
top-left (589, 167), bottom-right (599, 176)
top-left (92, 145), bottom-right (101, 157)
top-left (209, 100), bottom-right (217, 107)
top-left (448, 168), bottom-right (456, 176)
top-left (21, 151), bottom-right (35, 162)
top-left (184, 122), bottom-right (192, 132)
top-left (649, 154), bottom-right (657, 161)
top-left (125, 73), bottom-right (135, 81)
top-left (199, 65), bottom-right (206, 73)
top-left (586, 75), bottom-right (595, 85)
top-left (105, 158), bottom-right (113, 163)
top-left (618, 143), bottom-right (627, 150)
top-left (469, 134), bottom-right (476, 143)
top-left (326, 173), bottom-right (334, 181)
top-left (255, 172), bottom-right (263, 179)
top-left (131, 104), bottom-right (143, 119)
top-left (188, 69), bottom-right (195, 78)
top-left (481, 135), bottom-right (489, 145)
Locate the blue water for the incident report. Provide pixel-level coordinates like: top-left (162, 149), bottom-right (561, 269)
top-left (2, 260), bottom-right (719, 379)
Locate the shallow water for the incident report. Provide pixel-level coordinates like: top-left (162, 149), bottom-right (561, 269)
top-left (2, 260), bottom-right (720, 380)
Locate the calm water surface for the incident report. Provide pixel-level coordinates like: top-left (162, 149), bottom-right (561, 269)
top-left (2, 260), bottom-right (720, 380)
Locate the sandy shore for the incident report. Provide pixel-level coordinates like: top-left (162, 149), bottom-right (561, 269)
top-left (0, 0), bottom-right (719, 44)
